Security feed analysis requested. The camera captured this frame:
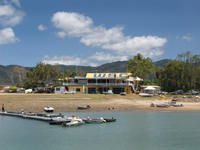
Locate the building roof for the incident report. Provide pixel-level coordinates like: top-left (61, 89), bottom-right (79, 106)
top-left (86, 73), bottom-right (132, 79)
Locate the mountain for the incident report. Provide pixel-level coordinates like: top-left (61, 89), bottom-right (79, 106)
top-left (0, 65), bottom-right (28, 84)
top-left (154, 59), bottom-right (171, 67)
top-left (57, 61), bottom-right (129, 73)
top-left (0, 59), bottom-right (170, 84)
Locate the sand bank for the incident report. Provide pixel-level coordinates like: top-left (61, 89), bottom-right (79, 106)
top-left (0, 93), bottom-right (200, 112)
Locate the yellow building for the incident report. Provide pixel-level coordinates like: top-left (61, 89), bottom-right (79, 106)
top-left (64, 73), bottom-right (135, 94)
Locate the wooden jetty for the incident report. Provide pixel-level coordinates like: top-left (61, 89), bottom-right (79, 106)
top-left (0, 111), bottom-right (53, 121)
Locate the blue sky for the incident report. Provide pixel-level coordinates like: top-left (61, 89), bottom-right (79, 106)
top-left (0, 0), bottom-right (199, 66)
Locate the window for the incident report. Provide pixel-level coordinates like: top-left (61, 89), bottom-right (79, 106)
top-left (76, 88), bottom-right (80, 92)
top-left (56, 88), bottom-right (60, 91)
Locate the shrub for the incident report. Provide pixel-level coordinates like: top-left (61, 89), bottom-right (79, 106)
top-left (9, 86), bottom-right (18, 93)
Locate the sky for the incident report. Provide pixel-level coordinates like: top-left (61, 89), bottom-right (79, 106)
top-left (0, 0), bottom-right (200, 67)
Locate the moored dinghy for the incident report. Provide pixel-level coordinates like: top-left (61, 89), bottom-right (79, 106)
top-left (156, 104), bottom-right (170, 108)
top-left (62, 116), bottom-right (85, 127)
top-left (83, 117), bottom-right (106, 124)
top-left (49, 117), bottom-right (71, 125)
top-left (172, 104), bottom-right (184, 107)
top-left (49, 120), bottom-right (70, 125)
top-left (63, 120), bottom-right (84, 127)
top-left (103, 117), bottom-right (116, 122)
top-left (139, 93), bottom-right (153, 97)
top-left (44, 106), bottom-right (54, 113)
top-left (77, 105), bottom-right (91, 110)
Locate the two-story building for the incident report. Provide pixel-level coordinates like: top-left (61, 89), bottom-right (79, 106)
top-left (63, 73), bottom-right (136, 94)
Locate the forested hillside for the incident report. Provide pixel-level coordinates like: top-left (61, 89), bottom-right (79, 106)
top-left (0, 59), bottom-right (170, 84)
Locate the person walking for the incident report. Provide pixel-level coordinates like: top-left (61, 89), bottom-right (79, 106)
top-left (2, 104), bottom-right (5, 112)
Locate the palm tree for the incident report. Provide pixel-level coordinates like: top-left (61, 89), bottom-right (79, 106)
top-left (127, 53), bottom-right (154, 79)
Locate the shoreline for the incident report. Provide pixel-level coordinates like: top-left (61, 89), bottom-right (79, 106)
top-left (0, 93), bottom-right (200, 112)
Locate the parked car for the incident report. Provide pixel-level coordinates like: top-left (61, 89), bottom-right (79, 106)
top-left (176, 90), bottom-right (184, 95)
top-left (187, 90), bottom-right (199, 95)
top-left (17, 88), bottom-right (25, 93)
top-left (25, 89), bottom-right (32, 94)
top-left (158, 91), bottom-right (168, 95)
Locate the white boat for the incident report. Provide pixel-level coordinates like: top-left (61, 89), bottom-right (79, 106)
top-left (139, 93), bottom-right (153, 97)
top-left (156, 104), bottom-right (170, 108)
top-left (83, 117), bottom-right (106, 124)
top-left (44, 106), bottom-right (54, 113)
top-left (64, 120), bottom-right (84, 127)
top-left (172, 104), bottom-right (184, 107)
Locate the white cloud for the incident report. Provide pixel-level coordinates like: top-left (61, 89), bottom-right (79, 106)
top-left (38, 24), bottom-right (48, 31)
top-left (176, 35), bottom-right (192, 42)
top-left (0, 27), bottom-right (19, 44)
top-left (0, 0), bottom-right (24, 46)
top-left (2, 0), bottom-right (21, 7)
top-left (42, 52), bottom-right (129, 67)
top-left (56, 31), bottom-right (67, 38)
top-left (182, 35), bottom-right (192, 41)
top-left (0, 5), bottom-right (15, 16)
top-left (0, 3), bottom-right (25, 27)
top-left (42, 55), bottom-right (98, 67)
top-left (52, 12), bottom-right (93, 37)
top-left (11, 0), bottom-right (21, 7)
top-left (89, 52), bottom-right (128, 62)
top-left (52, 11), bottom-right (167, 59)
top-left (50, 11), bottom-right (167, 66)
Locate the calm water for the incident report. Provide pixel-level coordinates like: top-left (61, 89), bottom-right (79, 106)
top-left (0, 111), bottom-right (200, 150)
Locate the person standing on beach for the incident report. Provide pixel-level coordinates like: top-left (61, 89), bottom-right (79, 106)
top-left (2, 104), bottom-right (5, 112)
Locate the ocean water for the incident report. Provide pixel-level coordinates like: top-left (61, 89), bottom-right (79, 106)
top-left (0, 111), bottom-right (200, 150)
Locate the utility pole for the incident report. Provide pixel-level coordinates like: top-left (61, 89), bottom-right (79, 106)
top-left (96, 69), bottom-right (98, 85)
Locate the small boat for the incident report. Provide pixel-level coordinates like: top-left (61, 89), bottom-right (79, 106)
top-left (172, 104), bottom-right (184, 107)
top-left (49, 120), bottom-right (70, 125)
top-left (36, 112), bottom-right (47, 117)
top-left (150, 103), bottom-right (155, 107)
top-left (120, 92), bottom-right (126, 96)
top-left (46, 113), bottom-right (64, 118)
top-left (36, 112), bottom-right (63, 118)
top-left (44, 106), bottom-right (54, 113)
top-left (77, 105), bottom-right (91, 110)
top-left (139, 93), bottom-right (153, 97)
top-left (83, 117), bottom-right (106, 124)
top-left (63, 120), bottom-right (84, 127)
top-left (170, 99), bottom-right (177, 105)
top-left (156, 104), bottom-right (170, 108)
top-left (48, 116), bottom-right (70, 125)
top-left (103, 117), bottom-right (116, 122)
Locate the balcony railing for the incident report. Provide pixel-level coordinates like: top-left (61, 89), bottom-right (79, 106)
top-left (63, 83), bottom-right (134, 86)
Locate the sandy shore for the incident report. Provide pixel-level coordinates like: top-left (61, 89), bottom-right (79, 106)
top-left (0, 93), bottom-right (200, 112)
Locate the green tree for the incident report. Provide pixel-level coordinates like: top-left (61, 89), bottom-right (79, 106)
top-left (156, 51), bottom-right (200, 92)
top-left (23, 63), bottom-right (59, 89)
top-left (157, 60), bottom-right (184, 92)
top-left (127, 53), bottom-right (154, 79)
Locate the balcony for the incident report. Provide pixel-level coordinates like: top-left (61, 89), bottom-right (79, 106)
top-left (63, 83), bottom-right (134, 86)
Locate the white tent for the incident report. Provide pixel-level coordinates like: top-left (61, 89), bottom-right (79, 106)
top-left (135, 77), bottom-right (143, 81)
top-left (144, 86), bottom-right (156, 94)
top-left (144, 86), bottom-right (156, 90)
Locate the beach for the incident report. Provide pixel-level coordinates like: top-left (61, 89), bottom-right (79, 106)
top-left (0, 93), bottom-right (200, 112)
